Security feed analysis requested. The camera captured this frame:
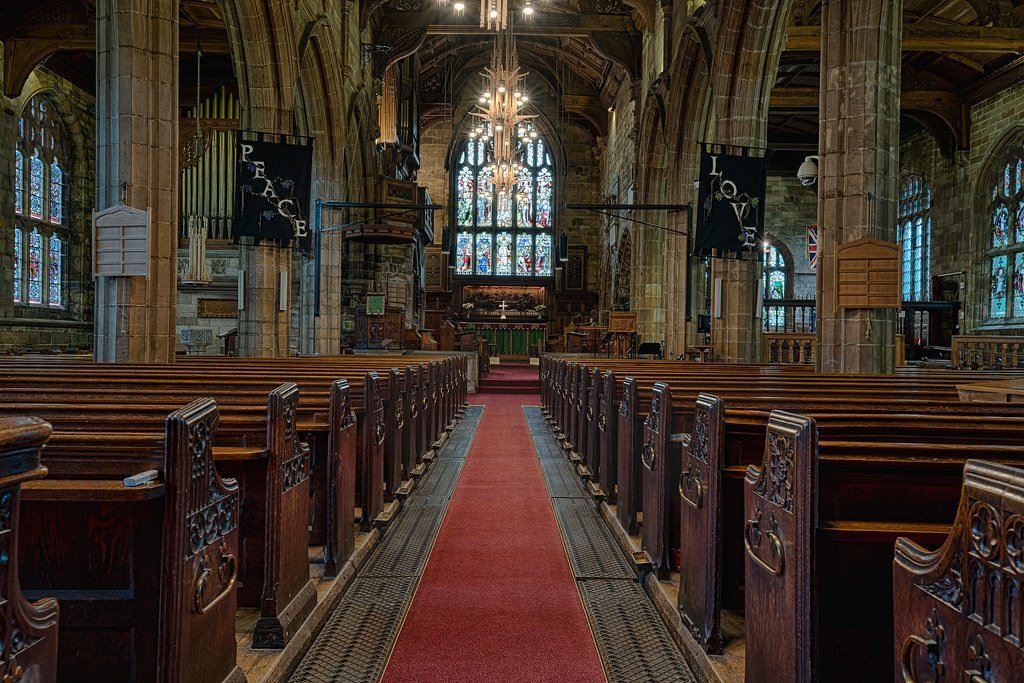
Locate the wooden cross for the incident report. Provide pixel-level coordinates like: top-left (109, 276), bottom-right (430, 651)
top-left (498, 299), bottom-right (508, 320)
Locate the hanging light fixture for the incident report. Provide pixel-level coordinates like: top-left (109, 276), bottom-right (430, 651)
top-left (471, 23), bottom-right (534, 196)
top-left (436, 0), bottom-right (542, 30)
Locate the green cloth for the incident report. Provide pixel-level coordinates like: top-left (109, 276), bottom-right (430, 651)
top-left (468, 325), bottom-right (546, 355)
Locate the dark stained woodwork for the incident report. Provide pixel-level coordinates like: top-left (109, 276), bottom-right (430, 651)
top-left (743, 411), bottom-right (816, 683)
top-left (894, 460), bottom-right (1024, 682)
top-left (0, 417), bottom-right (59, 683)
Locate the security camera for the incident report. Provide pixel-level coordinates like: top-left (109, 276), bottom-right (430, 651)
top-left (797, 155), bottom-right (819, 186)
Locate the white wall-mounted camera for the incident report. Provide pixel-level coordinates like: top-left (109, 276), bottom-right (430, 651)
top-left (797, 155), bottom-right (819, 187)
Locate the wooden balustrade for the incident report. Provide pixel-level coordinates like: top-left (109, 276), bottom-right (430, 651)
top-left (761, 333), bottom-right (816, 365)
top-left (951, 334), bottom-right (1024, 369)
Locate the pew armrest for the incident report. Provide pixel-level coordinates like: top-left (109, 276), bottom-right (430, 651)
top-left (213, 446), bottom-right (268, 461)
top-left (23, 479), bottom-right (165, 501)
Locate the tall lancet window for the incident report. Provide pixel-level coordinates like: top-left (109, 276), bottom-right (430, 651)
top-left (988, 142), bottom-right (1024, 319)
top-left (899, 174), bottom-right (932, 303)
top-left (13, 94), bottom-right (68, 307)
top-left (452, 127), bottom-right (555, 278)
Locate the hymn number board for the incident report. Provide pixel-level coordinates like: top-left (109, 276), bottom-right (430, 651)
top-left (835, 238), bottom-right (900, 309)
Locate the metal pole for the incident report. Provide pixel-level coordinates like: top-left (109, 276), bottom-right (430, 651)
top-left (565, 203), bottom-right (690, 211)
top-left (314, 198), bottom-right (322, 318)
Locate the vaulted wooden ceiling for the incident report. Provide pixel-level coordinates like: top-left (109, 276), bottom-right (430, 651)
top-left (0, 0), bottom-right (234, 100)
top-left (370, 0), bottom-right (644, 137)
top-left (770, 0), bottom-right (1024, 167)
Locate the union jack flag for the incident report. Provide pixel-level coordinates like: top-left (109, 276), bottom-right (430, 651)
top-left (807, 225), bottom-right (818, 270)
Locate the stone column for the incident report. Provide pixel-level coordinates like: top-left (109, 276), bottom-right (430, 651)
top-left (711, 256), bottom-right (762, 362)
top-left (93, 0), bottom-right (179, 362)
top-left (235, 119), bottom-right (294, 358)
top-left (816, 0), bottom-right (902, 373)
top-left (631, 220), bottom-right (667, 344)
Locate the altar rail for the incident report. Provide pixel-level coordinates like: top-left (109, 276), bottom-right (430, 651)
top-left (952, 334), bottom-right (1024, 369)
top-left (762, 333), bottom-right (816, 365)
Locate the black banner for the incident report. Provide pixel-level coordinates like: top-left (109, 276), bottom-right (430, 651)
top-left (233, 132), bottom-right (313, 249)
top-left (693, 145), bottom-right (768, 257)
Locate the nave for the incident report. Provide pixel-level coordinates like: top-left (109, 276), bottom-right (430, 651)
top-left (7, 353), bottom-right (1024, 682)
top-left (291, 364), bottom-right (694, 682)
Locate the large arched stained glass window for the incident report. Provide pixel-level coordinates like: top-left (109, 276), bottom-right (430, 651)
top-left (452, 130), bottom-right (555, 278)
top-left (989, 142), bottom-right (1024, 319)
top-left (762, 243), bottom-right (787, 330)
top-left (899, 174), bottom-right (932, 302)
top-left (12, 94), bottom-right (66, 307)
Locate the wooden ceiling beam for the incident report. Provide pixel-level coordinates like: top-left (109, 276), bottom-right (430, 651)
top-left (770, 86), bottom-right (963, 109)
top-left (785, 24), bottom-right (1024, 53)
top-left (381, 10), bottom-right (634, 35)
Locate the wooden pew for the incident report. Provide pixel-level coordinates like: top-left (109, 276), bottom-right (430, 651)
top-left (0, 358), bottom-right (429, 550)
top-left (0, 416), bottom-right (59, 683)
top-left (894, 459), bottom-right (1024, 681)
top-left (11, 384), bottom-right (316, 650)
top-left (542, 358), bottom-right (1024, 676)
top-left (739, 411), bottom-right (1024, 681)
top-left (21, 399), bottom-right (245, 682)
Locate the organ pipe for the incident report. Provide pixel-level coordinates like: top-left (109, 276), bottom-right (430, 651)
top-left (179, 87), bottom-right (239, 241)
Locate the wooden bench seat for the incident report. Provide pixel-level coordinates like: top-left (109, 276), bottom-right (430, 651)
top-left (9, 384), bottom-right (317, 654)
top-left (20, 399), bottom-right (244, 683)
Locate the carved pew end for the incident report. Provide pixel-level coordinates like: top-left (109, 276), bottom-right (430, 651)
top-left (586, 480), bottom-right (606, 503)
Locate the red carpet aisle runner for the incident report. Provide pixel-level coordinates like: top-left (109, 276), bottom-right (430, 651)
top-left (382, 390), bottom-right (605, 683)
top-left (476, 364), bottom-right (542, 394)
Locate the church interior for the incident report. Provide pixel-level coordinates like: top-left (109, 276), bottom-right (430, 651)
top-left (4, 0), bottom-right (1024, 681)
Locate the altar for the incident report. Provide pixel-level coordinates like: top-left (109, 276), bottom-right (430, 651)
top-left (466, 321), bottom-right (547, 356)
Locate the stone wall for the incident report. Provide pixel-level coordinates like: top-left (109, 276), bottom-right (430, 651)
top-left (897, 77), bottom-right (1024, 333)
top-left (0, 64), bottom-right (95, 351)
top-left (418, 121), bottom-right (451, 245)
top-left (765, 174), bottom-right (817, 300)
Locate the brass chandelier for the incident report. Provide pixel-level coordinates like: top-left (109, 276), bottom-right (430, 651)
top-left (468, 27), bottom-right (534, 197)
top-left (439, 0), bottom-right (538, 31)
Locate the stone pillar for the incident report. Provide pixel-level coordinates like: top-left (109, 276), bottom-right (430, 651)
top-left (93, 0), bottom-right (179, 362)
top-left (631, 220), bottom-right (667, 344)
top-left (711, 256), bottom-right (762, 362)
top-left (237, 240), bottom-right (292, 357)
top-left (816, 0), bottom-right (902, 373)
top-left (235, 118), bottom-right (294, 358)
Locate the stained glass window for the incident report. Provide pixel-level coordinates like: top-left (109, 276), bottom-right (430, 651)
top-left (14, 150), bottom-right (23, 215)
top-left (475, 233), bottom-right (493, 275)
top-left (1014, 252), bottom-right (1024, 318)
top-left (47, 233), bottom-right (62, 307)
top-left (988, 144), bottom-right (1024, 319)
top-left (516, 234), bottom-right (533, 275)
top-left (899, 175), bottom-right (932, 302)
top-left (456, 231), bottom-right (473, 275)
top-left (993, 255), bottom-right (1008, 318)
top-left (762, 244), bottom-right (788, 331)
top-left (27, 229), bottom-right (42, 305)
top-left (15, 95), bottom-right (67, 308)
top-left (49, 159), bottom-right (63, 225)
top-left (535, 168), bottom-right (553, 229)
top-left (450, 126), bottom-right (554, 277)
top-left (535, 233), bottom-right (552, 276)
top-left (29, 152), bottom-right (43, 219)
top-left (496, 232), bottom-right (513, 276)
top-left (13, 228), bottom-right (21, 303)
